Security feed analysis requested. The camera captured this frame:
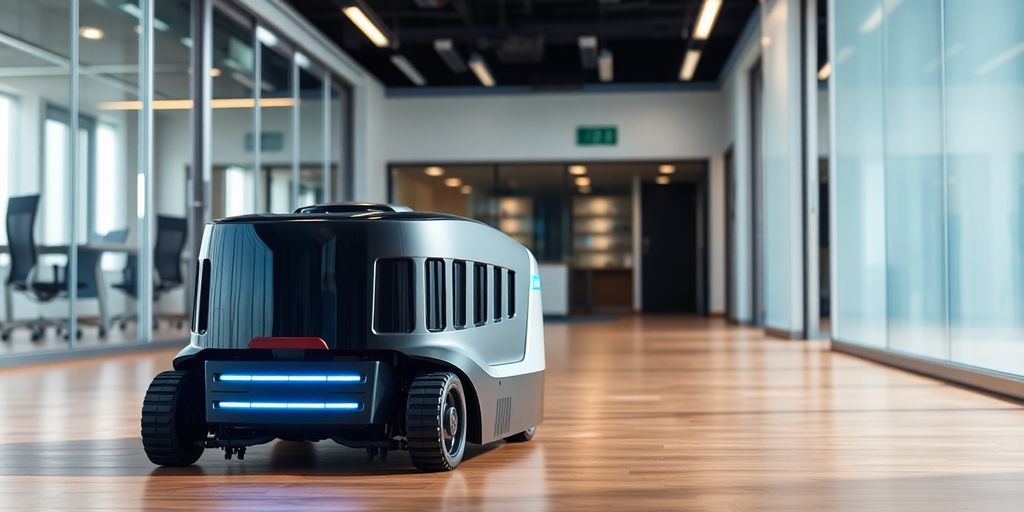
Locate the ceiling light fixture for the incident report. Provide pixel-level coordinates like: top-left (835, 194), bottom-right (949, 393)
top-left (424, 166), bottom-right (445, 177)
top-left (342, 5), bottom-right (391, 48)
top-left (575, 176), bottom-right (591, 187)
top-left (693, 0), bottom-right (723, 40)
top-left (390, 54), bottom-right (426, 86)
top-left (460, 185), bottom-right (473, 194)
top-left (444, 177), bottom-right (462, 187)
top-left (79, 27), bottom-right (104, 40)
top-left (210, 67), bottom-right (222, 77)
top-left (817, 62), bottom-right (831, 80)
top-left (656, 175), bottom-right (671, 185)
top-left (434, 39), bottom-right (468, 73)
top-left (679, 49), bottom-right (701, 81)
top-left (658, 164), bottom-right (676, 175)
top-left (294, 52), bottom-right (311, 69)
top-left (255, 26), bottom-right (278, 47)
top-left (578, 35), bottom-right (598, 69)
top-left (598, 50), bottom-right (614, 82)
top-left (568, 165), bottom-right (587, 176)
top-left (468, 53), bottom-right (495, 87)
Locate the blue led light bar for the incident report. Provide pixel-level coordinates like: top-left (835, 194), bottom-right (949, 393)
top-left (217, 374), bottom-right (362, 383)
top-left (216, 401), bottom-right (360, 410)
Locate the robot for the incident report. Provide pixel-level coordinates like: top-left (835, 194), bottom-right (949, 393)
top-left (141, 203), bottom-right (544, 471)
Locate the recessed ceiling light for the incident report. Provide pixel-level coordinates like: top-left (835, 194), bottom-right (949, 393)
top-left (656, 175), bottom-right (671, 185)
top-left (343, 5), bottom-right (391, 48)
top-left (424, 166), bottom-right (445, 177)
top-left (692, 0), bottom-right (723, 40)
top-left (79, 27), bottom-right (104, 40)
top-left (444, 177), bottom-right (462, 187)
top-left (460, 185), bottom-right (472, 194)
top-left (210, 67), bottom-right (222, 77)
top-left (679, 49), bottom-right (701, 81)
top-left (658, 164), bottom-right (676, 175)
top-left (468, 53), bottom-right (495, 87)
top-left (568, 165), bottom-right (587, 175)
top-left (598, 50), bottom-right (614, 82)
top-left (575, 176), bottom-right (591, 187)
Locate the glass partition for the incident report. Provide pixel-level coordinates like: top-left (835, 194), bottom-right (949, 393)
top-left (257, 26), bottom-right (293, 213)
top-left (0, 0), bottom-right (73, 353)
top-left (297, 64), bottom-right (326, 207)
top-left (210, 7), bottom-right (255, 219)
top-left (832, 0), bottom-right (1024, 376)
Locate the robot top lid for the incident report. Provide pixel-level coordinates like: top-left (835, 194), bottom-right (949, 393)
top-left (211, 202), bottom-right (480, 224)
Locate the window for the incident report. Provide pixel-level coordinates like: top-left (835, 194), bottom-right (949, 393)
top-left (453, 260), bottom-right (467, 328)
top-left (507, 270), bottom-right (516, 318)
top-left (473, 262), bottom-right (487, 326)
top-left (493, 266), bottom-right (503, 322)
top-left (425, 259), bottom-right (446, 332)
top-left (374, 259), bottom-right (414, 333)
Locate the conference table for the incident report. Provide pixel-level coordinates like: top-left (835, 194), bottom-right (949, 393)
top-left (0, 243), bottom-right (138, 339)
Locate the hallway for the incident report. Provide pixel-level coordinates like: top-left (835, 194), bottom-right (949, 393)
top-left (1, 317), bottom-right (1022, 510)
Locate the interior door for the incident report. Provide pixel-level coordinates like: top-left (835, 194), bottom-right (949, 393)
top-left (641, 182), bottom-right (698, 312)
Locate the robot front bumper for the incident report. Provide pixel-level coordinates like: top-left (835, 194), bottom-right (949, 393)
top-left (204, 360), bottom-right (398, 426)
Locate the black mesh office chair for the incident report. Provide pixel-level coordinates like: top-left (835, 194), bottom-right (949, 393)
top-left (111, 216), bottom-right (189, 330)
top-left (2, 195), bottom-right (67, 341)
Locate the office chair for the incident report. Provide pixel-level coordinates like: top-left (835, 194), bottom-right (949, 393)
top-left (1, 195), bottom-right (67, 342)
top-left (111, 216), bottom-right (189, 330)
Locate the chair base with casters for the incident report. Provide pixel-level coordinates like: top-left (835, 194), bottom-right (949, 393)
top-left (1, 274), bottom-right (76, 342)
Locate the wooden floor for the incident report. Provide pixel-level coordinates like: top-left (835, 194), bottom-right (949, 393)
top-left (1, 316), bottom-right (1023, 511)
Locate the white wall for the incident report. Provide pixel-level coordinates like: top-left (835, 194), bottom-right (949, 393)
top-left (385, 90), bottom-right (725, 163)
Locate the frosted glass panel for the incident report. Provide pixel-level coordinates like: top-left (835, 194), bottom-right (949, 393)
top-left (760, 0), bottom-right (800, 333)
top-left (832, 0), bottom-right (887, 347)
top-left (881, 0), bottom-right (946, 359)
top-left (945, 0), bottom-right (1024, 374)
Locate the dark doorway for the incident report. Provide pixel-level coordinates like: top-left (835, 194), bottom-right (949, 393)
top-left (642, 182), bottom-right (700, 312)
top-left (749, 59), bottom-right (764, 325)
top-left (724, 146), bottom-right (734, 320)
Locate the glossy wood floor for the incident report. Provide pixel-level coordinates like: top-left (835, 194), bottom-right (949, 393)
top-left (1, 316), bottom-right (1023, 511)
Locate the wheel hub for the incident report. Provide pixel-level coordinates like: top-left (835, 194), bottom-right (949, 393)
top-left (444, 405), bottom-right (459, 438)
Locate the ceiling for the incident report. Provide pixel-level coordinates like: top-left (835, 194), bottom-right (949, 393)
top-left (287, 0), bottom-right (759, 89)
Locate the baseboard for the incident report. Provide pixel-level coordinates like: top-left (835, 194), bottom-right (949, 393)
top-left (832, 339), bottom-right (1024, 403)
top-left (0, 338), bottom-right (185, 369)
top-left (764, 326), bottom-right (803, 340)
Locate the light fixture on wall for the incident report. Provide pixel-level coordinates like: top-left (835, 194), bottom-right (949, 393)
top-left (434, 39), bottom-right (468, 73)
top-left (391, 55), bottom-right (427, 86)
top-left (598, 50), bottom-right (614, 82)
top-left (568, 165), bottom-right (587, 176)
top-left (342, 4), bottom-right (391, 48)
top-left (444, 177), bottom-right (462, 187)
top-left (468, 53), bottom-right (496, 87)
top-left (656, 175), bottom-right (671, 185)
top-left (575, 176), bottom-right (591, 187)
top-left (692, 0), bottom-right (722, 40)
top-left (578, 36), bottom-right (598, 69)
top-left (424, 166), bottom-right (445, 177)
top-left (79, 27), bottom-right (104, 40)
top-left (658, 164), bottom-right (676, 175)
top-left (679, 49), bottom-right (701, 81)
top-left (817, 62), bottom-right (831, 80)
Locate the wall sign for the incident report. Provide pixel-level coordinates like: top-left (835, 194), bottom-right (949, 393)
top-left (576, 125), bottom-right (617, 146)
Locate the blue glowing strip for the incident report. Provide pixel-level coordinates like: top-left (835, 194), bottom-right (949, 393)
top-left (216, 401), bottom-right (360, 410)
top-left (218, 374), bottom-right (361, 383)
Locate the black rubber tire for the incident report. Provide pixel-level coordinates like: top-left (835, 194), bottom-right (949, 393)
top-left (141, 370), bottom-right (206, 466)
top-left (406, 372), bottom-right (467, 471)
top-left (505, 426), bottom-right (537, 443)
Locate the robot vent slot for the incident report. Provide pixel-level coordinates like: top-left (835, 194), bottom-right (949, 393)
top-left (374, 259), bottom-right (415, 333)
top-left (425, 259), bottom-right (446, 332)
top-left (494, 396), bottom-right (512, 437)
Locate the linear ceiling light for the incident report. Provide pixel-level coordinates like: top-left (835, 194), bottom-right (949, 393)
top-left (817, 62), bottom-right (831, 80)
top-left (597, 50), bottom-right (613, 82)
top-left (568, 165), bottom-right (587, 176)
top-left (468, 53), bottom-right (495, 87)
top-left (390, 55), bottom-right (426, 86)
top-left (434, 39), bottom-right (468, 73)
top-left (679, 49), bottom-right (701, 81)
top-left (343, 5), bottom-right (390, 47)
top-left (693, 0), bottom-right (723, 40)
top-left (578, 35), bottom-right (598, 69)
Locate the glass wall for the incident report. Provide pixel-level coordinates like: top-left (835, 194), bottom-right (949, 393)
top-left (0, 0), bottom-right (354, 357)
top-left (831, 0), bottom-right (1024, 375)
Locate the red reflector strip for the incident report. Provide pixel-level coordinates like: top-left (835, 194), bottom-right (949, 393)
top-left (248, 337), bottom-right (329, 350)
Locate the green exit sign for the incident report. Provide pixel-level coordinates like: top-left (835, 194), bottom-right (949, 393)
top-left (577, 126), bottom-right (617, 146)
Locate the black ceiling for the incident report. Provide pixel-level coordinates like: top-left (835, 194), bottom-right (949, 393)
top-left (287, 0), bottom-right (759, 89)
